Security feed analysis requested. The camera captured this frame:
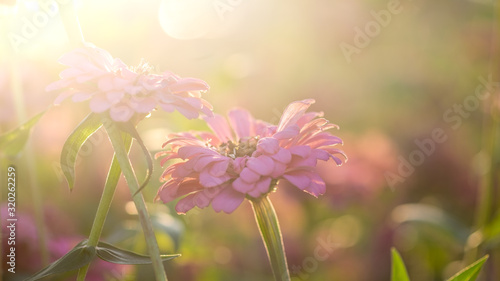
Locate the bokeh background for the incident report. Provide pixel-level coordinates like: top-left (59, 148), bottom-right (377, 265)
top-left (1, 0), bottom-right (499, 280)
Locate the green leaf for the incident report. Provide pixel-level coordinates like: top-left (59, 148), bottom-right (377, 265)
top-left (391, 248), bottom-right (410, 281)
top-left (0, 111), bottom-right (45, 157)
top-left (26, 240), bottom-right (95, 281)
top-left (96, 241), bottom-right (180, 264)
top-left (446, 255), bottom-right (488, 281)
top-left (117, 121), bottom-right (153, 196)
top-left (60, 113), bottom-right (103, 190)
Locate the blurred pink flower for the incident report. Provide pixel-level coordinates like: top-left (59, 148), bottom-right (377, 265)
top-left (46, 42), bottom-right (213, 122)
top-left (156, 99), bottom-right (346, 214)
top-left (314, 131), bottom-right (398, 207)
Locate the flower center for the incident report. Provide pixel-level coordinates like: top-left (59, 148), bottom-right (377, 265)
top-left (217, 136), bottom-right (259, 158)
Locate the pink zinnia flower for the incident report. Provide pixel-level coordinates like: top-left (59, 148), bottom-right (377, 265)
top-left (46, 42), bottom-right (213, 122)
top-left (156, 99), bottom-right (346, 214)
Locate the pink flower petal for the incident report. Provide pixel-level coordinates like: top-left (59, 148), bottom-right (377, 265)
top-left (46, 79), bottom-right (72, 92)
top-left (256, 137), bottom-right (279, 154)
top-left (113, 77), bottom-right (132, 89)
top-left (53, 90), bottom-right (74, 105)
top-left (288, 145), bottom-right (312, 158)
top-left (76, 72), bottom-right (101, 83)
top-left (204, 114), bottom-right (233, 143)
top-left (232, 177), bottom-right (255, 193)
top-left (296, 111), bottom-right (322, 127)
top-left (303, 174), bottom-right (326, 197)
top-left (171, 163), bottom-right (194, 178)
top-left (181, 97), bottom-right (203, 109)
top-left (131, 96), bottom-right (157, 113)
top-left (72, 92), bottom-right (92, 102)
top-left (159, 103), bottom-right (175, 112)
top-left (304, 134), bottom-right (343, 148)
top-left (125, 85), bottom-right (142, 95)
top-left (312, 149), bottom-right (330, 161)
top-left (157, 179), bottom-right (203, 203)
top-left (273, 125), bottom-right (300, 140)
top-left (211, 187), bottom-right (245, 213)
top-left (239, 167), bottom-right (260, 183)
top-left (199, 171), bottom-right (230, 187)
top-left (247, 177), bottom-right (272, 198)
top-left (59, 67), bottom-right (84, 79)
top-left (169, 77), bottom-right (209, 93)
top-left (271, 161), bottom-right (286, 178)
top-left (175, 193), bottom-right (198, 214)
top-left (106, 91), bottom-right (125, 103)
top-left (178, 146), bottom-right (217, 159)
top-left (232, 157), bottom-right (247, 173)
top-left (193, 189), bottom-right (216, 208)
top-left (277, 99), bottom-right (315, 132)
top-left (58, 48), bottom-right (90, 67)
top-left (283, 170), bottom-right (311, 190)
top-left (289, 154), bottom-right (317, 167)
top-left (246, 155), bottom-right (274, 176)
top-left (271, 148), bottom-right (292, 163)
top-left (98, 76), bottom-right (114, 92)
top-left (176, 106), bottom-right (200, 119)
top-left (193, 155), bottom-right (220, 172)
top-left (109, 104), bottom-right (134, 122)
top-left (228, 108), bottom-right (254, 139)
top-left (89, 95), bottom-right (111, 113)
top-left (208, 159), bottom-right (229, 177)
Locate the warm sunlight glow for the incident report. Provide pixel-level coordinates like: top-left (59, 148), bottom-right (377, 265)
top-left (158, 0), bottom-right (218, 40)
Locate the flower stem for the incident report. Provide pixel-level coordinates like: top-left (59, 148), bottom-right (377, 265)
top-left (59, 0), bottom-right (85, 46)
top-left (103, 119), bottom-right (168, 281)
top-left (250, 196), bottom-right (291, 281)
top-left (76, 133), bottom-right (132, 281)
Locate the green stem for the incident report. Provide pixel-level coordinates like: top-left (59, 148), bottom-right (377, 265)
top-left (250, 196), bottom-right (291, 281)
top-left (76, 133), bottom-right (132, 281)
top-left (103, 119), bottom-right (168, 281)
top-left (59, 1), bottom-right (85, 46)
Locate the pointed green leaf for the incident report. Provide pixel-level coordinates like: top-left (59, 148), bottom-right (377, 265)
top-left (26, 240), bottom-right (95, 281)
top-left (96, 241), bottom-right (180, 265)
top-left (0, 111), bottom-right (45, 157)
top-left (446, 255), bottom-right (488, 281)
top-left (391, 248), bottom-right (410, 281)
top-left (61, 113), bottom-right (103, 190)
top-left (117, 121), bottom-right (153, 196)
